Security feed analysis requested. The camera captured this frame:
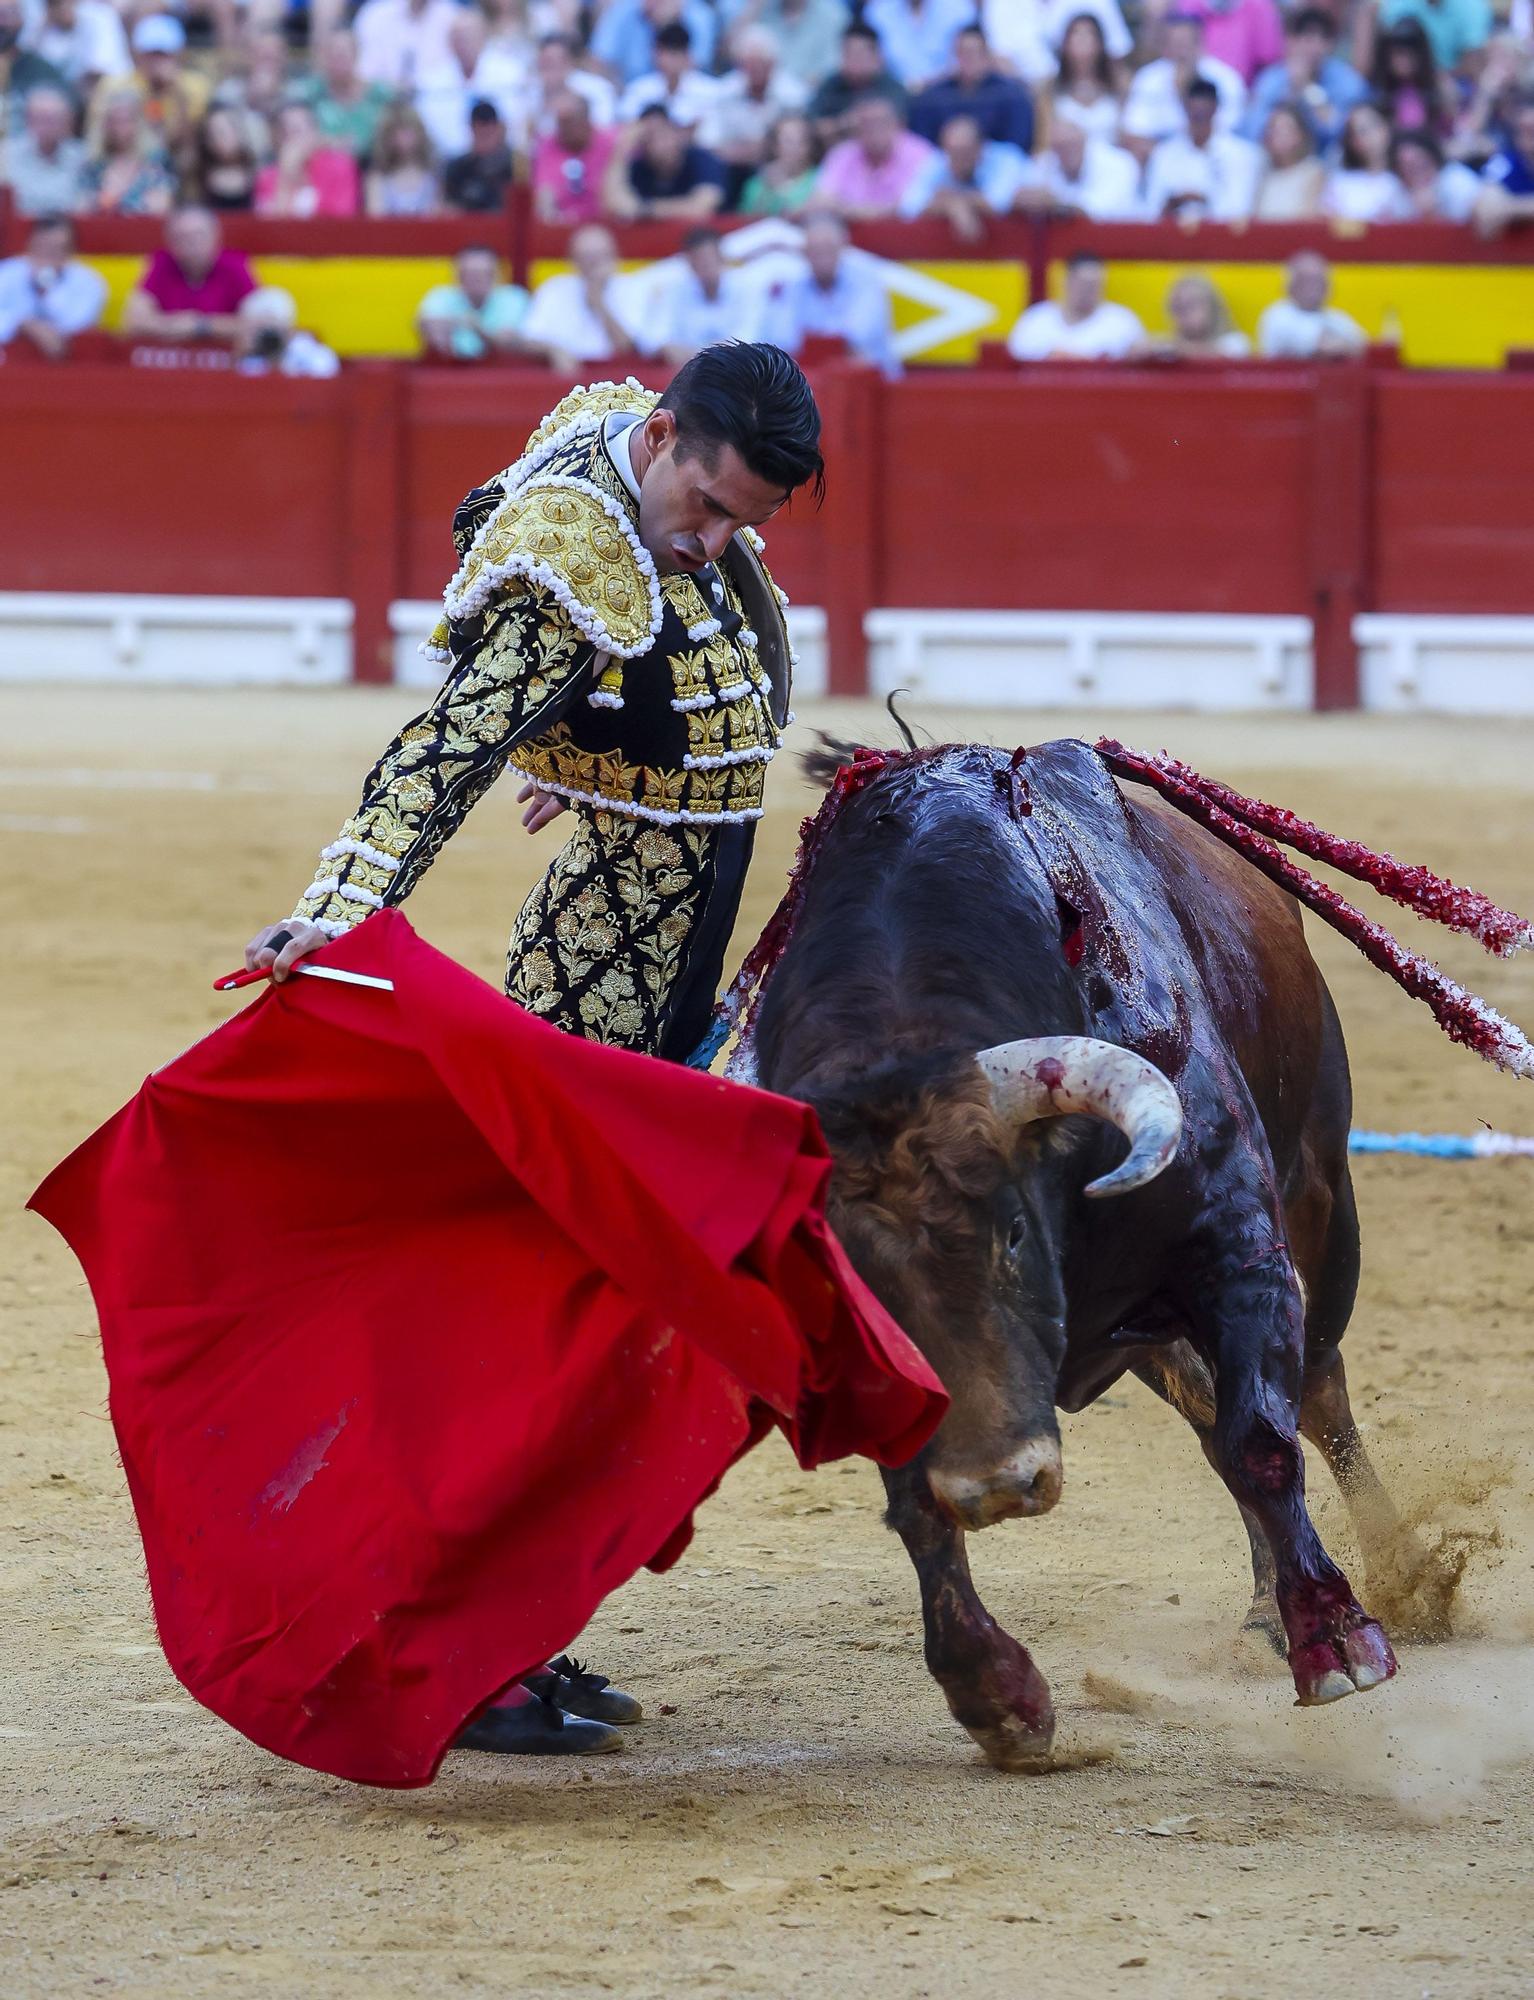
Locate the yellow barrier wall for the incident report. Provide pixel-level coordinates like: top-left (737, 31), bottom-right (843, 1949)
top-left (86, 251), bottom-right (1533, 368)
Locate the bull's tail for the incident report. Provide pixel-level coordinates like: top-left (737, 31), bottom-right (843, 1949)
top-left (1096, 739), bottom-right (1534, 1081)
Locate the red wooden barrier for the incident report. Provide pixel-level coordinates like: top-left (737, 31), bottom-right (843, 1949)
top-left (6, 357), bottom-right (1534, 705)
top-left (1373, 374), bottom-right (1534, 615)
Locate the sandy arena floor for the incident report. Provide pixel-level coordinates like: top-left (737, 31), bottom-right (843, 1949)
top-left (3, 687), bottom-right (1533, 2000)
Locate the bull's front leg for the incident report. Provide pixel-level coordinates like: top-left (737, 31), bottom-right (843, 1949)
top-left (1184, 1246), bottom-right (1398, 1706)
top-left (881, 1463), bottom-right (1055, 1768)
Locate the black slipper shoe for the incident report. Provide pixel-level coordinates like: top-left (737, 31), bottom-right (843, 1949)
top-left (521, 1654), bottom-right (644, 1725)
top-left (455, 1695), bottom-right (623, 1756)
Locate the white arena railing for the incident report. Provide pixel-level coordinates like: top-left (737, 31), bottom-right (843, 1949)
top-left (2, 593), bottom-right (1533, 713)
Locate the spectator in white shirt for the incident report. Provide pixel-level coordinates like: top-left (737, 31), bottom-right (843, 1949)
top-left (1048, 12), bottom-right (1128, 146)
top-left (1006, 250), bottom-right (1147, 360)
top-left (764, 210), bottom-right (899, 374)
top-left (1121, 14), bottom-right (1247, 161)
top-left (1323, 102), bottom-right (1412, 222)
top-left (1014, 118), bottom-right (1143, 220)
top-left (863, 0), bottom-right (976, 91)
top-left (651, 227), bottom-right (764, 364)
top-left (618, 19), bottom-right (725, 129)
top-left (520, 221), bottom-right (646, 374)
top-left (3, 82), bottom-right (88, 213)
top-left (1154, 271), bottom-right (1251, 357)
top-left (352, 0), bottom-right (461, 93)
top-left (1144, 76), bottom-right (1263, 219)
top-left (512, 33), bottom-right (618, 147)
top-left (701, 26), bottom-right (810, 183)
top-left (898, 112), bottom-right (1030, 237)
top-left (981, 0), bottom-right (1133, 84)
top-left (415, 9), bottom-right (527, 160)
top-left (29, 0), bottom-right (128, 94)
top-left (0, 211), bottom-right (105, 353)
top-left (1257, 250), bottom-right (1366, 358)
top-left (236, 286), bottom-right (341, 379)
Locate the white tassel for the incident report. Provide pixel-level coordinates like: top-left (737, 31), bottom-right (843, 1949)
top-left (682, 746), bottom-right (776, 772)
top-left (505, 766), bottom-right (764, 826)
top-left (320, 838), bottom-right (400, 874)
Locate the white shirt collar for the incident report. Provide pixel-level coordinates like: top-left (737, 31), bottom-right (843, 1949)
top-left (603, 410), bottom-right (643, 504)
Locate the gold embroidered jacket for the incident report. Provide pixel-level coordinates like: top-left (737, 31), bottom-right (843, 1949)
top-left (291, 379), bottom-right (793, 941)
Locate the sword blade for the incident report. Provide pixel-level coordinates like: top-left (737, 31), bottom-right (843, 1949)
top-left (293, 965), bottom-right (396, 993)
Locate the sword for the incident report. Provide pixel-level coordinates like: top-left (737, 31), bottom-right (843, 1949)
top-left (215, 928), bottom-right (395, 994)
top-left (214, 964), bottom-right (395, 994)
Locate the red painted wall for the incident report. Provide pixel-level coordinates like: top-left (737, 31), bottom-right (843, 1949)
top-left (5, 357), bottom-right (1534, 701)
top-left (1373, 375), bottom-right (1534, 614)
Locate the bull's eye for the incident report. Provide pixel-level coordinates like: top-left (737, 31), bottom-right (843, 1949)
top-left (1005, 1214), bottom-right (1027, 1258)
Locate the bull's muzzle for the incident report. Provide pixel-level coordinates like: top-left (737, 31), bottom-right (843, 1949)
top-left (929, 1438), bottom-right (1064, 1530)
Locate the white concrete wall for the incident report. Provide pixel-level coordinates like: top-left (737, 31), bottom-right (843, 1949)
top-left (6, 595), bottom-right (1534, 716)
top-left (1355, 615), bottom-right (1534, 715)
top-left (865, 611), bottom-right (1316, 712)
top-left (0, 594), bottom-right (352, 685)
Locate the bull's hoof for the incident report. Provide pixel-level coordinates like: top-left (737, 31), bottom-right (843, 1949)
top-left (1289, 1619), bottom-right (1398, 1707)
top-left (968, 1709), bottom-right (1058, 1772)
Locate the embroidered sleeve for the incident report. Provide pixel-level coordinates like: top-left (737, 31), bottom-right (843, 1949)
top-left (290, 595), bottom-right (589, 937)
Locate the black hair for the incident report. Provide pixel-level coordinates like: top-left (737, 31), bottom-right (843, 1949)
top-left (659, 343), bottom-right (825, 504)
top-left (655, 20), bottom-right (692, 53)
top-left (1056, 12), bottom-right (1111, 90)
top-left (845, 22), bottom-right (882, 46)
top-left (1185, 76), bottom-right (1220, 104)
top-left (682, 225), bottom-right (723, 253)
top-left (1372, 15), bottom-right (1438, 104)
top-left (30, 211), bottom-right (74, 240)
top-left (1289, 6), bottom-right (1335, 35)
top-left (1339, 100), bottom-right (1389, 169)
top-left (1065, 249), bottom-right (1105, 270)
top-left (458, 242), bottom-right (500, 260)
top-left (1391, 126), bottom-right (1442, 167)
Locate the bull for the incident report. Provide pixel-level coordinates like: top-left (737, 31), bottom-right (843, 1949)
top-left (752, 738), bottom-right (1440, 1769)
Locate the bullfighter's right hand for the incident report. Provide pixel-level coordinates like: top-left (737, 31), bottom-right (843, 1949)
top-left (244, 919), bottom-right (331, 983)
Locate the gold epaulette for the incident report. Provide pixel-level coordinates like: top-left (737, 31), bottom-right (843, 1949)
top-left (439, 380), bottom-right (664, 660)
top-left (521, 376), bottom-right (655, 458)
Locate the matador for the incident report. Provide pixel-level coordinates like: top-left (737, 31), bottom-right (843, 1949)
top-left (242, 342), bottom-right (826, 1752)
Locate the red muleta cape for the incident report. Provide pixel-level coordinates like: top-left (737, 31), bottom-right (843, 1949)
top-left (29, 911), bottom-right (945, 1789)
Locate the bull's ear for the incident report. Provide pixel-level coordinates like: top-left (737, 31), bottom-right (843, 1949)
top-left (975, 1037), bottom-right (1182, 1199)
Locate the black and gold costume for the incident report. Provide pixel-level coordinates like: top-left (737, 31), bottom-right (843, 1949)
top-left (290, 379), bottom-right (793, 1062)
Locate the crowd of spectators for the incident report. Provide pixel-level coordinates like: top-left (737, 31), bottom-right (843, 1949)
top-left (3, 0), bottom-right (1531, 367)
top-left (2, 0), bottom-right (1530, 231)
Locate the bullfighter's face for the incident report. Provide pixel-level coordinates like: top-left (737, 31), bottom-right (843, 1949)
top-left (631, 407), bottom-right (789, 576)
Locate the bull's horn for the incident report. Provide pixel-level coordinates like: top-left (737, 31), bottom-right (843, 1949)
top-left (974, 1037), bottom-right (1183, 1200)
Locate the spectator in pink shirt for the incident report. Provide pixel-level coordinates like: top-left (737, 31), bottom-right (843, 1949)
top-left (121, 205), bottom-right (257, 345)
top-left (533, 89), bottom-right (617, 224)
top-left (254, 102), bottom-right (361, 218)
top-left (815, 90), bottom-right (936, 216)
top-left (1176, 0), bottom-right (1284, 87)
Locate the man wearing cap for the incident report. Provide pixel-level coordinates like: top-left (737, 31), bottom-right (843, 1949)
top-left (94, 14), bottom-right (209, 176)
top-left (241, 347), bottom-right (825, 1750)
top-left (444, 97), bottom-right (515, 210)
